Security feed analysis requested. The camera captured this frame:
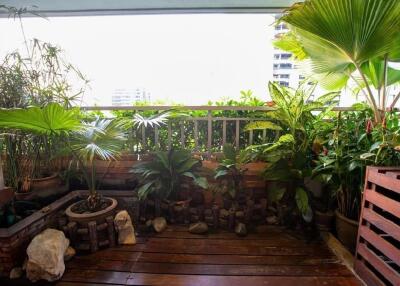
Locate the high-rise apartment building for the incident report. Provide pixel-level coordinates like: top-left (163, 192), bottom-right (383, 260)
top-left (111, 88), bottom-right (151, 106)
top-left (272, 15), bottom-right (304, 89)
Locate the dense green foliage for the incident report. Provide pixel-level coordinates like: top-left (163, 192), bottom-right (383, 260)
top-left (131, 149), bottom-right (208, 200)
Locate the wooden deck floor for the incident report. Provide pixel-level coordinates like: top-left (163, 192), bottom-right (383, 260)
top-left (56, 225), bottom-right (363, 286)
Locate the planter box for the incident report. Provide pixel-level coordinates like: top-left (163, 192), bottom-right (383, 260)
top-left (0, 187), bottom-right (13, 208)
top-left (354, 167), bottom-right (400, 286)
top-left (0, 189), bottom-right (138, 277)
top-left (0, 191), bottom-right (80, 277)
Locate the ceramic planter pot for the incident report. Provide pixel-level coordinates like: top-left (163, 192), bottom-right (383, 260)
top-left (335, 210), bottom-right (359, 251)
top-left (29, 173), bottom-right (68, 198)
top-left (315, 210), bottom-right (334, 232)
top-left (0, 187), bottom-right (14, 207)
top-left (66, 197), bottom-right (118, 226)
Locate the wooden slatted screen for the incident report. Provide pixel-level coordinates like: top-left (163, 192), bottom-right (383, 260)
top-left (354, 167), bottom-right (400, 286)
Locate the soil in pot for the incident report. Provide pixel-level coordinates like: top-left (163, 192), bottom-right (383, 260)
top-left (66, 197), bottom-right (118, 226)
top-left (335, 210), bottom-right (359, 252)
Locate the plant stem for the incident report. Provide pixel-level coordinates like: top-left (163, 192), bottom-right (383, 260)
top-left (354, 63), bottom-right (381, 123)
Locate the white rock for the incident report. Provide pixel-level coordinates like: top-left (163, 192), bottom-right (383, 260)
top-left (266, 215), bottom-right (279, 225)
top-left (114, 210), bottom-right (136, 245)
top-left (152, 217), bottom-right (167, 233)
top-left (26, 228), bottom-right (69, 282)
top-left (64, 246), bottom-right (76, 262)
top-left (9, 267), bottom-right (23, 279)
top-left (188, 222), bottom-right (208, 234)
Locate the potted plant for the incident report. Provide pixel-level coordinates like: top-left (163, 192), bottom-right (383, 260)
top-left (214, 144), bottom-right (250, 208)
top-left (64, 117), bottom-right (128, 225)
top-left (131, 148), bottom-right (208, 205)
top-left (245, 82), bottom-right (338, 224)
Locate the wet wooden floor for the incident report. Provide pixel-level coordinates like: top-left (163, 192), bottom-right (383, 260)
top-left (56, 225), bottom-right (363, 286)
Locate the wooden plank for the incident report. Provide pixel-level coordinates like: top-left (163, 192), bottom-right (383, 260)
top-left (77, 250), bottom-right (143, 262)
top-left (146, 237), bottom-right (323, 248)
top-left (67, 258), bottom-right (134, 272)
top-left (154, 125), bottom-right (159, 150)
top-left (126, 273), bottom-right (363, 286)
top-left (150, 231), bottom-right (315, 242)
top-left (180, 121), bottom-right (185, 147)
top-left (222, 120), bottom-right (227, 146)
top-left (167, 122), bottom-right (172, 150)
top-left (359, 226), bottom-right (400, 266)
top-left (362, 208), bottom-right (400, 242)
top-left (137, 253), bottom-right (337, 265)
top-left (357, 243), bottom-right (399, 285)
top-left (235, 120), bottom-right (240, 149)
top-left (194, 120), bottom-right (199, 151)
top-left (364, 189), bottom-right (400, 218)
top-left (207, 110), bottom-right (212, 156)
top-left (354, 260), bottom-right (386, 286)
top-left (130, 262), bottom-right (352, 276)
top-left (367, 169), bottom-right (400, 194)
top-left (141, 125), bottom-right (146, 150)
top-left (120, 242), bottom-right (332, 256)
top-left (61, 269), bottom-right (130, 285)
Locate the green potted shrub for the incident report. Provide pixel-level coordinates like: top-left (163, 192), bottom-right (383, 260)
top-left (245, 82), bottom-right (338, 225)
top-left (131, 148), bottom-right (208, 205)
top-left (214, 144), bottom-right (249, 208)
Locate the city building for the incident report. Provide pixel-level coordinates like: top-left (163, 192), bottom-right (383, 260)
top-left (272, 15), bottom-right (305, 89)
top-left (111, 88), bottom-right (151, 106)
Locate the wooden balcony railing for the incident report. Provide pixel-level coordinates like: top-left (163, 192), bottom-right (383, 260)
top-left (81, 105), bottom-right (354, 156)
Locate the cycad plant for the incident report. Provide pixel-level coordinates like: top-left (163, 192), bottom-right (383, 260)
top-left (246, 82), bottom-right (338, 220)
top-left (131, 149), bottom-right (208, 201)
top-left (275, 0), bottom-right (400, 123)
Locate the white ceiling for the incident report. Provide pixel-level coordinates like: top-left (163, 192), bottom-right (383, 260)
top-left (0, 0), bottom-right (298, 17)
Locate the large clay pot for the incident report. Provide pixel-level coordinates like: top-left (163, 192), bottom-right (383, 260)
top-left (30, 173), bottom-right (67, 198)
top-left (315, 210), bottom-right (334, 232)
top-left (335, 210), bottom-right (359, 251)
top-left (0, 187), bottom-right (14, 207)
top-left (66, 197), bottom-right (118, 226)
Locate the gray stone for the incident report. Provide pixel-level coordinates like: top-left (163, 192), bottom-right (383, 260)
top-left (26, 228), bottom-right (69, 282)
top-left (152, 217), bottom-right (167, 233)
top-left (64, 247), bottom-right (76, 262)
top-left (266, 215), bottom-right (279, 225)
top-left (145, 219), bottom-right (153, 228)
top-left (114, 210), bottom-right (136, 245)
top-left (220, 209), bottom-right (230, 218)
top-left (188, 222), bottom-right (208, 234)
top-left (235, 223), bottom-right (247, 236)
top-left (9, 267), bottom-right (23, 279)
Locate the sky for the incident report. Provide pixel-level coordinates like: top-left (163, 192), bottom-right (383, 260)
top-left (1, 14), bottom-right (276, 106)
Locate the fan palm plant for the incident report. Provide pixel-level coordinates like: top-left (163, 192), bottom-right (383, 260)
top-left (275, 0), bottom-right (400, 123)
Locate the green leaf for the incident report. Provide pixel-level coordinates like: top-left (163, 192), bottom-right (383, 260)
top-left (295, 187), bottom-right (309, 215)
top-left (244, 121), bottom-right (282, 131)
top-left (214, 169), bottom-right (229, 179)
top-left (0, 103), bottom-right (81, 135)
top-left (267, 187), bottom-right (286, 203)
top-left (137, 181), bottom-right (156, 200)
top-left (360, 153), bottom-right (375, 160)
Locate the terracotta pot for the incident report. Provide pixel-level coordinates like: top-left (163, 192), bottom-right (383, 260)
top-left (202, 190), bottom-right (214, 206)
top-left (335, 210), bottom-right (359, 251)
top-left (66, 197), bottom-right (118, 226)
top-left (0, 187), bottom-right (14, 207)
top-left (315, 210), bottom-right (334, 232)
top-left (29, 173), bottom-right (68, 199)
top-left (14, 190), bottom-right (34, 201)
